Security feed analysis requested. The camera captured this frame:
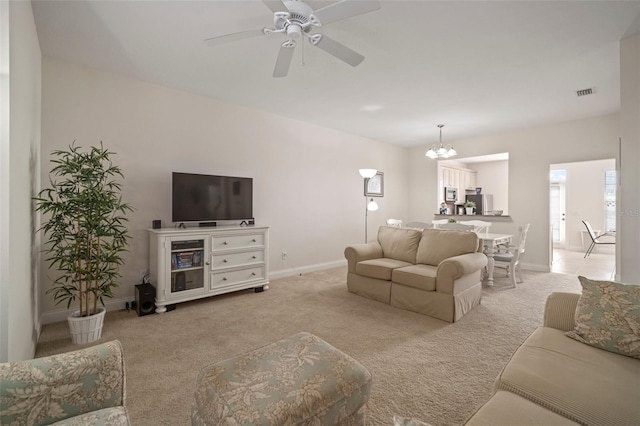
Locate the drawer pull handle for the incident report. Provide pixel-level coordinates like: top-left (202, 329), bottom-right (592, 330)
top-left (252, 256), bottom-right (256, 259)
top-left (252, 239), bottom-right (256, 242)
top-left (251, 272), bottom-right (256, 276)
top-left (222, 241), bottom-right (228, 245)
top-left (223, 259), bottom-right (228, 263)
top-left (222, 277), bottom-right (227, 281)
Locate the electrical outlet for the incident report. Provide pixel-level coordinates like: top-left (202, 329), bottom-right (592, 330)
top-left (281, 251), bottom-right (288, 261)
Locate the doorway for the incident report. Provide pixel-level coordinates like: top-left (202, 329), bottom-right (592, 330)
top-left (550, 170), bottom-right (566, 251)
top-left (549, 159), bottom-right (616, 278)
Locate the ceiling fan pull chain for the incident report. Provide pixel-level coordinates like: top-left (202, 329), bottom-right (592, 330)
top-left (301, 37), bottom-right (305, 66)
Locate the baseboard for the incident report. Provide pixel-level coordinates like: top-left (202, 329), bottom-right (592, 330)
top-left (41, 298), bottom-right (131, 325)
top-left (520, 262), bottom-right (550, 273)
top-left (270, 259), bottom-right (347, 280)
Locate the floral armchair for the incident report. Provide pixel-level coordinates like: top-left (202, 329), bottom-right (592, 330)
top-left (0, 340), bottom-right (130, 426)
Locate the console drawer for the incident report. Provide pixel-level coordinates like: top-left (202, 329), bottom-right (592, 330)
top-left (211, 233), bottom-right (264, 251)
top-left (210, 250), bottom-right (264, 270)
top-left (210, 266), bottom-right (265, 289)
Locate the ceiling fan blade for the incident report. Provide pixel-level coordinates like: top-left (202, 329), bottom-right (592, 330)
top-left (311, 34), bottom-right (364, 67)
top-left (273, 43), bottom-right (296, 78)
top-left (204, 29), bottom-right (265, 47)
top-left (262, 0), bottom-right (288, 14)
top-left (313, 0), bottom-right (380, 25)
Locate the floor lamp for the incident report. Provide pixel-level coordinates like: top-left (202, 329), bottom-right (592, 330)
top-left (359, 169), bottom-right (378, 243)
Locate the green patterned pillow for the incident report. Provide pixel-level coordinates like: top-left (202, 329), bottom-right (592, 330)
top-left (566, 276), bottom-right (640, 359)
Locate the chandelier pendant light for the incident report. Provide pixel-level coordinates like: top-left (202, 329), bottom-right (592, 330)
top-left (426, 124), bottom-right (457, 159)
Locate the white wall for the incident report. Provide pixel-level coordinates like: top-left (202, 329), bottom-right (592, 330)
top-left (408, 114), bottom-right (620, 272)
top-left (619, 33), bottom-right (640, 282)
top-left (0, 1), bottom-right (41, 362)
top-left (39, 57), bottom-right (410, 322)
top-left (471, 160), bottom-right (508, 214)
top-left (551, 159), bottom-right (615, 252)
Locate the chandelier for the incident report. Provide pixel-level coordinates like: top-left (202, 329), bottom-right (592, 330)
top-left (425, 124), bottom-right (457, 159)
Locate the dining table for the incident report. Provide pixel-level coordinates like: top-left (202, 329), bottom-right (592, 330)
top-left (478, 233), bottom-right (513, 286)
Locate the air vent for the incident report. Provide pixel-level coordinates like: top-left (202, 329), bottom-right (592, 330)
top-left (576, 88), bottom-right (594, 97)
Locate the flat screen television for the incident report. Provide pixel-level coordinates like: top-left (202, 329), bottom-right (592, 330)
top-left (172, 172), bottom-right (253, 223)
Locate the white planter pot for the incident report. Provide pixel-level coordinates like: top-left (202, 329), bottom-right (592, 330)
top-left (466, 207), bottom-right (474, 215)
top-left (68, 307), bottom-right (106, 344)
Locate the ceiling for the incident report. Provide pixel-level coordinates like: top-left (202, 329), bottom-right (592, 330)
top-left (31, 1), bottom-right (640, 147)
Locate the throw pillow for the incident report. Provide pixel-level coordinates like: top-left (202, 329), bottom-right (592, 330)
top-left (566, 276), bottom-right (640, 359)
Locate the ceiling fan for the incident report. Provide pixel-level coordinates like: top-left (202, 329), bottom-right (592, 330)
top-left (204, 0), bottom-right (381, 77)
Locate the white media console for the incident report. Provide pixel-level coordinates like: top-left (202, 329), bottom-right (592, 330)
top-left (148, 225), bottom-right (270, 313)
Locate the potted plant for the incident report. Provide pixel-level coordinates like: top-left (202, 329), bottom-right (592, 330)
top-left (35, 143), bottom-right (133, 344)
top-left (464, 200), bottom-right (476, 215)
top-left (448, 218), bottom-right (457, 223)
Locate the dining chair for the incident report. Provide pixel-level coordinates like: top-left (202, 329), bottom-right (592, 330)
top-left (438, 223), bottom-right (475, 231)
top-left (431, 219), bottom-right (448, 228)
top-left (386, 219), bottom-right (403, 227)
top-left (582, 220), bottom-right (615, 258)
top-left (493, 224), bottom-right (530, 288)
top-left (459, 220), bottom-right (492, 233)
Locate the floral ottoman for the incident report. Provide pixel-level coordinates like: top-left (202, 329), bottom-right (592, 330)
top-left (191, 332), bottom-right (372, 425)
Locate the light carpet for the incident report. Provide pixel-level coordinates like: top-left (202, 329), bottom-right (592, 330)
top-left (36, 267), bottom-right (582, 426)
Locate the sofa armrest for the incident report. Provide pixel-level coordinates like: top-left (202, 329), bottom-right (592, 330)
top-left (0, 340), bottom-right (127, 425)
top-left (436, 252), bottom-right (488, 294)
top-left (344, 243), bottom-right (383, 273)
top-left (543, 292), bottom-right (580, 331)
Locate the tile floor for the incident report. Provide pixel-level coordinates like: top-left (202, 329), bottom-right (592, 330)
top-left (551, 248), bottom-right (616, 281)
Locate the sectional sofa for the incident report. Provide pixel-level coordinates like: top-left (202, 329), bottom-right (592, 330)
top-left (344, 226), bottom-right (487, 322)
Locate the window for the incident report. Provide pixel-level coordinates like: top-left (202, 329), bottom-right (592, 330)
top-left (604, 170), bottom-right (616, 232)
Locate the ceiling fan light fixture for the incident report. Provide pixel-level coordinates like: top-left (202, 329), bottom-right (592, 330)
top-left (204, 0), bottom-right (381, 78)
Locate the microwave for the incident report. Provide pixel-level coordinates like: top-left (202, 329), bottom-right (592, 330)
top-left (445, 187), bottom-right (457, 202)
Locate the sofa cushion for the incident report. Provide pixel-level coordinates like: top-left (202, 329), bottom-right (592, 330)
top-left (464, 391), bottom-right (579, 426)
top-left (0, 340), bottom-right (126, 426)
top-left (496, 326), bottom-right (640, 426)
top-left (356, 258), bottom-right (413, 280)
top-left (416, 229), bottom-right (479, 266)
top-left (392, 265), bottom-right (437, 291)
top-left (377, 226), bottom-right (423, 264)
top-left (566, 276), bottom-right (640, 359)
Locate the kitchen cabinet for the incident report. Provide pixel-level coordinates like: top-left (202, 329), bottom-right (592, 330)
top-left (439, 165), bottom-right (477, 203)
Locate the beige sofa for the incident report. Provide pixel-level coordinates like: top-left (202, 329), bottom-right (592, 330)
top-left (464, 291), bottom-right (640, 426)
top-left (344, 226), bottom-right (487, 322)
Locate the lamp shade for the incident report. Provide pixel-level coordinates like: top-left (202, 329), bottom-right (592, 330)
top-left (367, 199), bottom-right (379, 211)
top-left (359, 168), bottom-right (377, 178)
top-left (425, 148), bottom-right (438, 159)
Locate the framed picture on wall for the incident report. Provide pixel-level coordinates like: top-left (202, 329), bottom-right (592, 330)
top-left (365, 171), bottom-right (384, 197)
